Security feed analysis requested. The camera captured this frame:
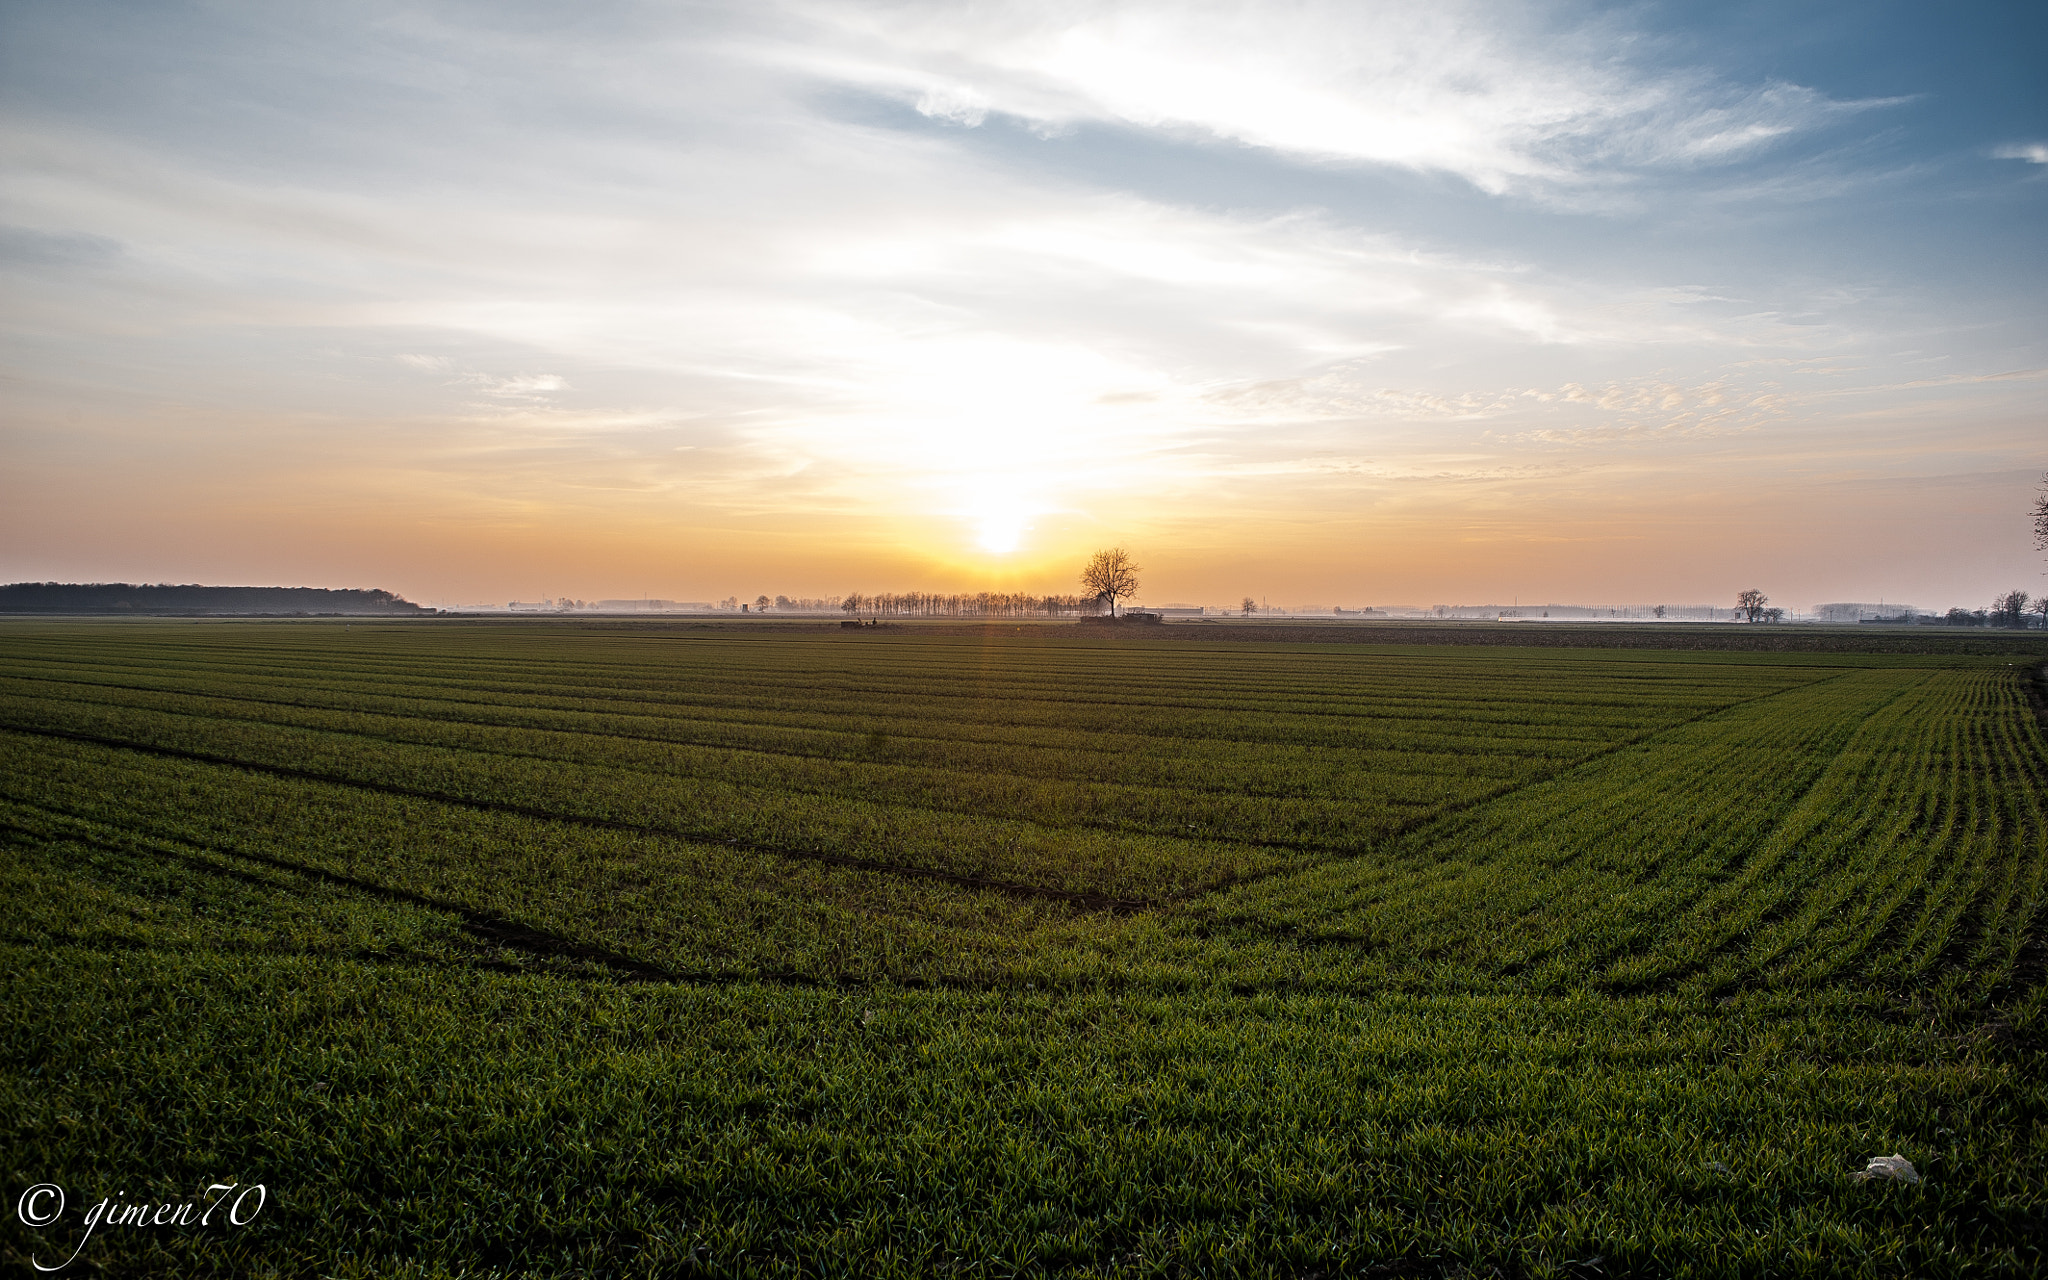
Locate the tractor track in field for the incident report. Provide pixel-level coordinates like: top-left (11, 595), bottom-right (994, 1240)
top-left (5, 806), bottom-right (1175, 995)
top-left (0, 666), bottom-right (1867, 933)
top-left (1147, 667), bottom-right (1871, 916)
top-left (0, 723), bottom-right (1153, 915)
top-left (2022, 659), bottom-right (2048, 731)
top-left (2, 807), bottom-right (726, 985)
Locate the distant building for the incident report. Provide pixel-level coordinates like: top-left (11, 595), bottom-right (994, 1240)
top-left (593, 599), bottom-right (719, 612)
top-left (1815, 602), bottom-right (1917, 623)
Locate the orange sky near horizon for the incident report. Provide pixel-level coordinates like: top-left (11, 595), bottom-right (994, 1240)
top-left (6, 391), bottom-right (2039, 612)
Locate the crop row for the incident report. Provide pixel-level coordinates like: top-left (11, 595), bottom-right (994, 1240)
top-left (0, 629), bottom-right (1821, 728)
top-left (0, 630), bottom-right (1822, 774)
top-left (0, 698), bottom-right (1312, 900)
top-left (0, 670), bottom-right (1631, 785)
top-left (0, 739), bottom-right (1080, 984)
top-left (0, 676), bottom-right (1621, 837)
top-left (0, 648), bottom-right (1826, 873)
top-left (0, 633), bottom-right (1831, 881)
top-left (0, 657), bottom-right (1783, 753)
top-left (16, 662), bottom-right (2036, 999)
top-left (1178, 667), bottom-right (2048, 999)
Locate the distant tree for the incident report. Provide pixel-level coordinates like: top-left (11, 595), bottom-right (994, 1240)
top-left (2034, 595), bottom-right (2048, 629)
top-left (2035, 472), bottom-right (2048, 554)
top-left (1991, 590), bottom-right (2031, 628)
top-left (1241, 596), bottom-right (1257, 617)
top-left (1652, 605), bottom-right (1666, 619)
top-left (841, 593), bottom-right (862, 618)
top-left (1080, 548), bottom-right (1141, 618)
top-left (1763, 607), bottom-right (1784, 623)
top-left (755, 594), bottom-right (771, 612)
top-left (1735, 589), bottom-right (1769, 623)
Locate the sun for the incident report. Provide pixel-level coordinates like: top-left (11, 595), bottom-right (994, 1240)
top-left (976, 512), bottom-right (1028, 554)
top-left (959, 485), bottom-right (1038, 555)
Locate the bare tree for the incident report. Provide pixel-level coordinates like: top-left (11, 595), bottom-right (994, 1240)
top-left (2036, 472), bottom-right (2048, 556)
top-left (1652, 605), bottom-right (1666, 619)
top-left (1735, 589), bottom-right (1769, 623)
top-left (1992, 590), bottom-right (2031, 629)
top-left (1241, 596), bottom-right (1257, 617)
top-left (1080, 547), bottom-right (1141, 618)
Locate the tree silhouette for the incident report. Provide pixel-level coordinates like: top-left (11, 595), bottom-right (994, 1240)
top-left (1080, 548), bottom-right (1141, 618)
top-left (1991, 590), bottom-right (2031, 629)
top-left (2034, 472), bottom-right (2048, 556)
top-left (1735, 589), bottom-right (1769, 623)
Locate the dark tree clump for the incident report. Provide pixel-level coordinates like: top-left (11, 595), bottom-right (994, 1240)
top-left (1081, 548), bottom-right (1141, 618)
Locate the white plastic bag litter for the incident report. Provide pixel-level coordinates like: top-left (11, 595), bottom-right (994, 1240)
top-left (1850, 1155), bottom-right (1919, 1185)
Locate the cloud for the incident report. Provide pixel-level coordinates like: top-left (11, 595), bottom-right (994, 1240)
top-left (774, 0), bottom-right (1891, 196)
top-left (0, 67), bottom-right (1891, 525)
top-left (463, 373), bottom-right (567, 401)
top-left (489, 374), bottom-right (565, 394)
top-left (914, 84), bottom-right (988, 127)
top-left (399, 356), bottom-right (566, 403)
top-left (1992, 142), bottom-right (2048, 165)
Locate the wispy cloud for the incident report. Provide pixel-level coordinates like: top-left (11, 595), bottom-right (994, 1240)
top-left (774, 0), bottom-right (1895, 197)
top-left (464, 373), bottom-right (567, 400)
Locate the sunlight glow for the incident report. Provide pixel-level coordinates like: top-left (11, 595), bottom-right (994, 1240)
top-left (975, 511), bottom-right (1029, 554)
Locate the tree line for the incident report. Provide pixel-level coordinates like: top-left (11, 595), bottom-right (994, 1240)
top-left (757, 550), bottom-right (1142, 620)
top-left (838, 591), bottom-right (1107, 618)
top-left (1735, 586), bottom-right (2044, 628)
top-left (1932, 468), bottom-right (2048, 629)
top-left (0, 583), bottom-right (426, 615)
top-left (1947, 592), bottom-right (2047, 628)
top-left (1728, 480), bottom-right (2048, 629)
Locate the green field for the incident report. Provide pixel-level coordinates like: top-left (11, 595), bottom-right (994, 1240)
top-left (3, 619), bottom-right (2045, 1276)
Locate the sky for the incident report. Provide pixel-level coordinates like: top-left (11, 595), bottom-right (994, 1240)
top-left (2, 0), bottom-right (2043, 611)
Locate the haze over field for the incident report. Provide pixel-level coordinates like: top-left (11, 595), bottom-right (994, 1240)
top-left (1, 1), bottom-right (2043, 609)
